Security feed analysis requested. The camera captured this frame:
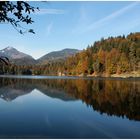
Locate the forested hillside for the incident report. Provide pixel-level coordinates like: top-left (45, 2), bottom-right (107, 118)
top-left (61, 32), bottom-right (140, 76)
top-left (0, 32), bottom-right (140, 76)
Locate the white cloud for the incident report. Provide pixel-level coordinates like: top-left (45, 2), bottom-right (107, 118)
top-left (73, 2), bottom-right (139, 34)
top-left (35, 8), bottom-right (65, 15)
top-left (79, 6), bottom-right (88, 23)
top-left (84, 2), bottom-right (139, 33)
top-left (46, 22), bottom-right (53, 36)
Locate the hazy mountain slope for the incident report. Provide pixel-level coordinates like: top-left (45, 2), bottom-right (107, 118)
top-left (38, 48), bottom-right (80, 64)
top-left (0, 47), bottom-right (36, 65)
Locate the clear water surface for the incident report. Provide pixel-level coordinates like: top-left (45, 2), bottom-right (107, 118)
top-left (0, 75), bottom-right (140, 138)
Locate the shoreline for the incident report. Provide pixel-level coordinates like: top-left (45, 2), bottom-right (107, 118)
top-left (77, 71), bottom-right (140, 79)
top-left (0, 74), bottom-right (140, 80)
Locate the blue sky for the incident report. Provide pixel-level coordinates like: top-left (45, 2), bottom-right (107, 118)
top-left (0, 1), bottom-right (140, 59)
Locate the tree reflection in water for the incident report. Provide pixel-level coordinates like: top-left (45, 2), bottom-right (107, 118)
top-left (0, 77), bottom-right (140, 121)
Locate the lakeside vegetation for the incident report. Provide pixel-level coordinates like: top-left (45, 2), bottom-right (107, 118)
top-left (0, 32), bottom-right (140, 77)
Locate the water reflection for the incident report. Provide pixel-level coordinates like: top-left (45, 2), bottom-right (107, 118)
top-left (0, 77), bottom-right (140, 121)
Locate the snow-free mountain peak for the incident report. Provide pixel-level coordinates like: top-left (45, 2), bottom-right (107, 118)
top-left (38, 48), bottom-right (80, 64)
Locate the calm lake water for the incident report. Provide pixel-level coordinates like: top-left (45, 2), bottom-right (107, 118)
top-left (0, 75), bottom-right (140, 138)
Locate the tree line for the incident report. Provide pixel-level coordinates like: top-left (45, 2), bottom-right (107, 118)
top-left (0, 32), bottom-right (140, 76)
top-left (62, 32), bottom-right (140, 76)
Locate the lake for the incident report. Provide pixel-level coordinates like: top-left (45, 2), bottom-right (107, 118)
top-left (0, 75), bottom-right (140, 138)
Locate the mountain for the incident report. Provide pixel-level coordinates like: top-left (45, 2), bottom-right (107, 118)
top-left (0, 47), bottom-right (36, 65)
top-left (0, 47), bottom-right (80, 65)
top-left (38, 48), bottom-right (80, 64)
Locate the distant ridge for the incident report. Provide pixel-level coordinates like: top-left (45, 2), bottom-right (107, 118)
top-left (37, 48), bottom-right (80, 64)
top-left (0, 47), bottom-right (80, 65)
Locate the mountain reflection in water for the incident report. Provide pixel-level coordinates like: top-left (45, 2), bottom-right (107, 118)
top-left (0, 77), bottom-right (140, 121)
